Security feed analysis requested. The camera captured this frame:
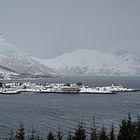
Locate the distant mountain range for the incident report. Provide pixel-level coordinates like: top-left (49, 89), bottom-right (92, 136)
top-left (0, 35), bottom-right (57, 79)
top-left (0, 34), bottom-right (140, 79)
top-left (33, 49), bottom-right (140, 76)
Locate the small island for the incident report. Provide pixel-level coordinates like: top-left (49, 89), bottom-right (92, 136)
top-left (0, 82), bottom-right (139, 95)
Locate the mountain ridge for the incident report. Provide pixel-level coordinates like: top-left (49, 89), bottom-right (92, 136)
top-left (32, 49), bottom-right (140, 76)
top-left (0, 35), bottom-right (57, 79)
top-left (0, 33), bottom-right (139, 78)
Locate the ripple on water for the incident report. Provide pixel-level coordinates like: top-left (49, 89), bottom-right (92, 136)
top-left (0, 92), bottom-right (139, 137)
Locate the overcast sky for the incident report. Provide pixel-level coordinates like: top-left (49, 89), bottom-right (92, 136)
top-left (0, 0), bottom-right (140, 59)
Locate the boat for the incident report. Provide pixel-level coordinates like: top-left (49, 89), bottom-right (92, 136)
top-left (37, 86), bottom-right (80, 94)
top-left (79, 87), bottom-right (117, 94)
top-left (104, 84), bottom-right (138, 92)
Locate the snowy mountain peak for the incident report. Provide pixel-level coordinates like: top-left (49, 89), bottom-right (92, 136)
top-left (33, 49), bottom-right (140, 76)
top-left (0, 35), bottom-right (57, 79)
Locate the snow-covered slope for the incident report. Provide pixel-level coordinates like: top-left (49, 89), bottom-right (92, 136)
top-left (33, 49), bottom-right (140, 76)
top-left (0, 34), bottom-right (56, 78)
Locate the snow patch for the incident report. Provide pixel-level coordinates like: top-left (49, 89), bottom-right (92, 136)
top-left (32, 49), bottom-right (140, 76)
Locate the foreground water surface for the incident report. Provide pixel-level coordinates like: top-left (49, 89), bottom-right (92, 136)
top-left (0, 76), bottom-right (140, 138)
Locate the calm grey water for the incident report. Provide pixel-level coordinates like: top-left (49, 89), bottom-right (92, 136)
top-left (0, 76), bottom-right (140, 138)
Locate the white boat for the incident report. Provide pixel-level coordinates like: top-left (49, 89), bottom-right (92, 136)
top-left (79, 87), bottom-right (116, 94)
top-left (104, 84), bottom-right (136, 92)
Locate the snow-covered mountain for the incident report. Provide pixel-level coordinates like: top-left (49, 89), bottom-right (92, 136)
top-left (0, 34), bottom-right (56, 79)
top-left (1, 33), bottom-right (139, 78)
top-left (33, 49), bottom-right (140, 76)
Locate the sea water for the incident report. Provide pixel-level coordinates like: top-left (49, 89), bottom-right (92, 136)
top-left (0, 76), bottom-right (140, 138)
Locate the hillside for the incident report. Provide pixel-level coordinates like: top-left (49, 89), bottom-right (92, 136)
top-left (33, 49), bottom-right (140, 76)
top-left (0, 35), bottom-right (56, 79)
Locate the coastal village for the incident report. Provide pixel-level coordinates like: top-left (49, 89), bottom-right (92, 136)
top-left (0, 82), bottom-right (138, 95)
